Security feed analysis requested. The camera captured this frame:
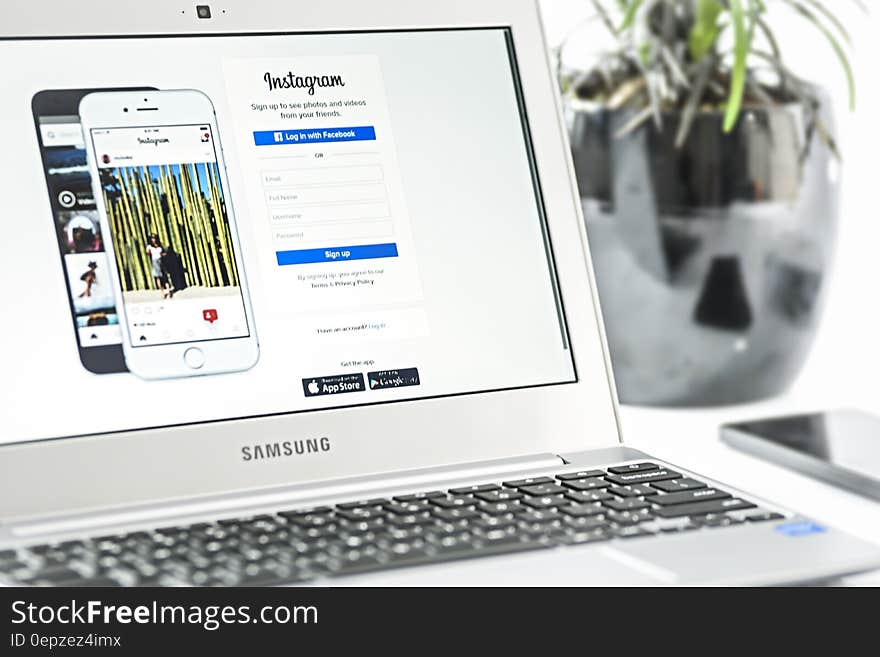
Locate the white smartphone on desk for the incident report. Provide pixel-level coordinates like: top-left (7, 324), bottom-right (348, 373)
top-left (80, 90), bottom-right (258, 379)
top-left (722, 409), bottom-right (880, 501)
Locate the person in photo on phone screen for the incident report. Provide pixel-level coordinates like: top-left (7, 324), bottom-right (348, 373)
top-left (78, 261), bottom-right (98, 298)
top-left (160, 246), bottom-right (187, 298)
top-left (146, 233), bottom-right (171, 299)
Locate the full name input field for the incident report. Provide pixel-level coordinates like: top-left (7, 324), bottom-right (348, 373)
top-left (265, 183), bottom-right (387, 207)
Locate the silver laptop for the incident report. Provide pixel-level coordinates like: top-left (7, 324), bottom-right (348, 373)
top-left (1, 0), bottom-right (878, 587)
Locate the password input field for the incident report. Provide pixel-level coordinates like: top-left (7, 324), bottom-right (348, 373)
top-left (272, 220), bottom-right (393, 245)
top-left (262, 165), bottom-right (383, 187)
top-left (265, 183), bottom-right (386, 207)
top-left (269, 201), bottom-right (390, 225)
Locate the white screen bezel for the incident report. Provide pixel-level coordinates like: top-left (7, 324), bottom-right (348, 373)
top-left (0, 0), bottom-right (622, 521)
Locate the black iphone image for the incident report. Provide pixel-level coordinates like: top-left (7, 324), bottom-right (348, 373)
top-left (32, 87), bottom-right (156, 374)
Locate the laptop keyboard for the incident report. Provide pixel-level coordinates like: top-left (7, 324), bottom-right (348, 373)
top-left (0, 462), bottom-right (785, 586)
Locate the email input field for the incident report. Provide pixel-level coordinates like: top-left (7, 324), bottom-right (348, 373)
top-left (262, 165), bottom-right (384, 187)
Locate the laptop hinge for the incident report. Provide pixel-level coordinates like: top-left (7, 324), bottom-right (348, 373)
top-left (4, 452), bottom-right (565, 541)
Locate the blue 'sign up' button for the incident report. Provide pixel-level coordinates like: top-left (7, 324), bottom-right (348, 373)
top-left (276, 243), bottom-right (398, 266)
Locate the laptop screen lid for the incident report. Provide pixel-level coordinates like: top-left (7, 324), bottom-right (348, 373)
top-left (0, 0), bottom-right (620, 520)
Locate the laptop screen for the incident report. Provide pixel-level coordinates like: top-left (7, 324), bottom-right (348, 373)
top-left (0, 28), bottom-right (576, 446)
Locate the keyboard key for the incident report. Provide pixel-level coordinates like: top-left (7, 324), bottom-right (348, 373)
top-left (379, 527), bottom-right (421, 543)
top-left (384, 540), bottom-right (432, 563)
top-left (521, 495), bottom-right (567, 510)
top-left (478, 501), bottom-right (524, 515)
top-left (427, 533), bottom-right (478, 555)
top-left (242, 514), bottom-right (276, 525)
top-left (22, 566), bottom-right (84, 583)
top-left (473, 516), bottom-right (517, 532)
top-left (449, 484), bottom-right (500, 495)
top-left (288, 514), bottom-right (335, 528)
top-left (519, 483), bottom-right (567, 496)
top-left (34, 574), bottom-right (122, 587)
top-left (744, 512), bottom-right (785, 523)
top-left (433, 507), bottom-right (479, 522)
top-left (613, 526), bottom-right (655, 539)
top-left (328, 550), bottom-right (384, 575)
top-left (336, 498), bottom-right (388, 510)
top-left (651, 478), bottom-right (707, 493)
top-left (563, 529), bottom-right (612, 545)
top-left (519, 519), bottom-right (562, 535)
top-left (518, 509), bottom-right (562, 523)
top-left (0, 559), bottom-right (28, 572)
top-left (561, 516), bottom-right (608, 531)
top-left (602, 498), bottom-right (651, 512)
top-left (565, 490), bottom-right (613, 504)
top-left (394, 491), bottom-right (445, 502)
top-left (384, 502), bottom-right (428, 515)
top-left (562, 478), bottom-right (610, 491)
top-left (503, 476), bottom-right (554, 488)
top-left (559, 504), bottom-right (604, 518)
top-left (154, 526), bottom-right (190, 536)
top-left (608, 484), bottom-right (655, 498)
top-left (556, 470), bottom-right (605, 481)
top-left (337, 518), bottom-right (385, 534)
top-left (647, 488), bottom-right (730, 507)
top-left (278, 506), bottom-right (333, 519)
top-left (607, 510), bottom-right (654, 526)
top-left (655, 498), bottom-right (756, 519)
top-left (605, 469), bottom-right (681, 485)
top-left (702, 516), bottom-right (744, 528)
top-left (607, 462), bottom-right (659, 475)
top-left (474, 489), bottom-right (523, 503)
top-left (430, 496), bottom-right (475, 509)
top-left (387, 513), bottom-right (434, 529)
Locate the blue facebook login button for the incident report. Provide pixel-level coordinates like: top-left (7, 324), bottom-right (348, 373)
top-left (254, 126), bottom-right (376, 146)
top-left (276, 243), bottom-right (399, 266)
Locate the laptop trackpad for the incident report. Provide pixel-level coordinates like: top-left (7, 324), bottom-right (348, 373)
top-left (325, 545), bottom-right (676, 586)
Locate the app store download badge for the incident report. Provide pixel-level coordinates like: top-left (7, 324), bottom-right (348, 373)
top-left (302, 373), bottom-right (366, 397)
top-left (368, 367), bottom-right (420, 391)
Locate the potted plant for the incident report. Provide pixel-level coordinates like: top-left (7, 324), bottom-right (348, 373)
top-left (559, 0), bottom-right (861, 406)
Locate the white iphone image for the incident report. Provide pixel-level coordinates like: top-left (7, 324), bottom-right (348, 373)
top-left (79, 90), bottom-right (258, 379)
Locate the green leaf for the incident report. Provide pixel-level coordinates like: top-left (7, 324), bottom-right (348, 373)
top-left (723, 0), bottom-right (750, 133)
top-left (617, 0), bottom-right (644, 33)
top-left (688, 0), bottom-right (724, 62)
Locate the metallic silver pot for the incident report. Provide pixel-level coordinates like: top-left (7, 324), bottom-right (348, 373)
top-left (568, 100), bottom-right (839, 406)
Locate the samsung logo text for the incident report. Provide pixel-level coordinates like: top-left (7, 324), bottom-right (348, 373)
top-left (241, 437), bottom-right (331, 462)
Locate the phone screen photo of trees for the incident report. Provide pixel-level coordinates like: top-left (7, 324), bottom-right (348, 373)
top-left (99, 163), bottom-right (240, 303)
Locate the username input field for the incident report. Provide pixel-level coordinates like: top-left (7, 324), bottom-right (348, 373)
top-left (265, 183), bottom-right (387, 207)
top-left (262, 165), bottom-right (384, 187)
top-left (269, 201), bottom-right (390, 225)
